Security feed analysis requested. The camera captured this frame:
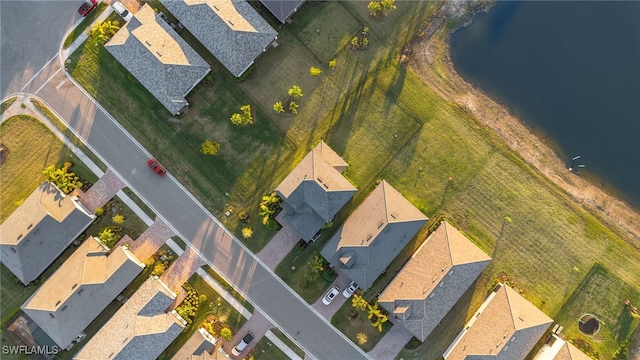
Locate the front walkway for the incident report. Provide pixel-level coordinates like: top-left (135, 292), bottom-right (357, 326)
top-left (367, 316), bottom-right (414, 360)
top-left (125, 218), bottom-right (175, 260)
top-left (80, 169), bottom-right (126, 212)
top-left (257, 211), bottom-right (301, 270)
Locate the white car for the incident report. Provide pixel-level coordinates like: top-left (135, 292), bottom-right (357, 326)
top-left (112, 1), bottom-right (132, 22)
top-left (322, 286), bottom-right (340, 305)
top-left (342, 281), bottom-right (359, 298)
top-left (231, 332), bottom-right (254, 356)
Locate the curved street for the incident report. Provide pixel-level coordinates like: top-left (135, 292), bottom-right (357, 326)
top-left (1, 1), bottom-right (369, 359)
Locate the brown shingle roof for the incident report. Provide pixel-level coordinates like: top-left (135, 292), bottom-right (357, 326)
top-left (378, 221), bottom-right (491, 341)
top-left (443, 284), bottom-right (552, 359)
top-left (321, 180), bottom-right (428, 289)
top-left (22, 237), bottom-right (145, 348)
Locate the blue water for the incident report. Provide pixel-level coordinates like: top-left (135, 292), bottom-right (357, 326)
top-left (450, 1), bottom-right (640, 208)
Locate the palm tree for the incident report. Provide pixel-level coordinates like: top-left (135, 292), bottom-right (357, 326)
top-left (371, 314), bottom-right (388, 332)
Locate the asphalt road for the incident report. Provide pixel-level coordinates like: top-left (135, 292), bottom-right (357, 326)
top-left (0, 1), bottom-right (79, 97)
top-left (3, 3), bottom-right (371, 359)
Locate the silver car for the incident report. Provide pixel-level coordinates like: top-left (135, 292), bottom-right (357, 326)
top-left (231, 332), bottom-right (254, 356)
top-left (112, 1), bottom-right (132, 22)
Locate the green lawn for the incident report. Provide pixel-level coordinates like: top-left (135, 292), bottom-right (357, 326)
top-left (250, 336), bottom-right (289, 360)
top-left (159, 273), bottom-right (247, 359)
top-left (331, 301), bottom-right (392, 352)
top-left (274, 240), bottom-right (336, 304)
top-left (554, 264), bottom-right (640, 359)
top-left (0, 97), bottom-right (16, 114)
top-left (269, 328), bottom-right (306, 359)
top-left (31, 98), bottom-right (108, 173)
top-left (201, 265), bottom-right (254, 313)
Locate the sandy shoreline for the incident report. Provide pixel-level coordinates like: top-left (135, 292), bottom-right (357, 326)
top-left (405, 13), bottom-right (640, 248)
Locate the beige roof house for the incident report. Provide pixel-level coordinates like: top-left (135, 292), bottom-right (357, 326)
top-left (160, 0), bottom-right (278, 77)
top-left (172, 327), bottom-right (229, 360)
top-left (443, 283), bottom-right (553, 359)
top-left (533, 333), bottom-right (592, 360)
top-left (105, 4), bottom-right (211, 115)
top-left (321, 180), bottom-right (428, 290)
top-left (275, 141), bottom-right (357, 241)
top-left (378, 221), bottom-right (491, 342)
top-left (74, 276), bottom-right (186, 360)
top-left (22, 237), bottom-right (145, 348)
top-left (0, 182), bottom-right (95, 285)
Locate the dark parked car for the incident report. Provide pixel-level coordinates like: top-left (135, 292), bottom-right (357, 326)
top-left (78, 0), bottom-right (98, 16)
top-left (147, 158), bottom-right (166, 176)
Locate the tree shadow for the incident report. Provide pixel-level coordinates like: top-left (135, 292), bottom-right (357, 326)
top-left (615, 306), bottom-right (633, 342)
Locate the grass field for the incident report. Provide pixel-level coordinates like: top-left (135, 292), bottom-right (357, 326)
top-left (65, 1), bottom-right (640, 357)
top-left (0, 115), bottom-right (97, 221)
top-left (269, 328), bottom-right (306, 359)
top-left (159, 273), bottom-right (247, 359)
top-left (554, 264), bottom-right (640, 359)
top-left (331, 302), bottom-right (392, 352)
top-left (251, 336), bottom-right (289, 360)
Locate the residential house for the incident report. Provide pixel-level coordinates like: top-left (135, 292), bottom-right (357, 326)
top-left (275, 141), bottom-right (357, 242)
top-left (160, 0), bottom-right (278, 77)
top-left (0, 182), bottom-right (95, 285)
top-left (321, 180), bottom-right (427, 290)
top-left (74, 276), bottom-right (186, 360)
top-left (105, 4), bottom-right (211, 115)
top-left (378, 221), bottom-right (491, 342)
top-left (172, 327), bottom-right (229, 360)
top-left (443, 283), bottom-right (553, 359)
top-left (260, 0), bottom-right (305, 23)
top-left (533, 333), bottom-right (592, 360)
top-left (21, 236), bottom-right (145, 349)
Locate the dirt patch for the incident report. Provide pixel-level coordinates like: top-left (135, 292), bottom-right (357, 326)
top-left (0, 143), bottom-right (8, 168)
top-left (405, 17), bottom-right (640, 249)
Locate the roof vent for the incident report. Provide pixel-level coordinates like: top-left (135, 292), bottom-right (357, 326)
top-left (228, 20), bottom-right (234, 26)
top-left (213, 5), bottom-right (219, 10)
top-left (378, 222), bottom-right (384, 229)
top-left (503, 331), bottom-right (509, 339)
top-left (366, 235), bottom-right (373, 242)
top-left (27, 224), bottom-right (33, 229)
top-left (317, 177), bottom-right (323, 183)
top-left (55, 301), bottom-right (61, 306)
top-left (72, 284), bottom-right (78, 290)
top-left (518, 316), bottom-right (525, 322)
top-left (422, 287), bottom-right (429, 294)
top-left (17, 235), bottom-right (22, 241)
top-left (323, 183), bottom-right (329, 189)
top-left (441, 265), bottom-right (447, 272)
top-left (145, 40), bottom-right (151, 46)
top-left (156, 51), bottom-right (162, 57)
top-left (390, 214), bottom-right (396, 219)
top-left (432, 276), bottom-right (438, 283)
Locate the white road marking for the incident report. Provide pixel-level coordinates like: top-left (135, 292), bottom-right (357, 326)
top-left (20, 54), bottom-right (58, 92)
top-left (34, 68), bottom-right (62, 95)
top-left (55, 79), bottom-right (67, 89)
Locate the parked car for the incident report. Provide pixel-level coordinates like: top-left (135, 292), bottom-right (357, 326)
top-left (342, 281), bottom-right (359, 298)
top-left (322, 286), bottom-right (340, 305)
top-left (112, 1), bottom-right (132, 22)
top-left (231, 332), bottom-right (254, 356)
top-left (78, 0), bottom-right (98, 16)
top-left (147, 158), bottom-right (166, 176)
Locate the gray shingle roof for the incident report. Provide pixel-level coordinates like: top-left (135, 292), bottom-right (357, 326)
top-left (160, 0), bottom-right (278, 77)
top-left (321, 180), bottom-right (427, 290)
top-left (0, 182), bottom-right (95, 285)
top-left (74, 276), bottom-right (186, 360)
top-left (105, 4), bottom-right (211, 115)
top-left (260, 0), bottom-right (305, 23)
top-left (378, 221), bottom-right (491, 341)
top-left (443, 284), bottom-right (553, 359)
top-left (276, 141), bottom-right (356, 241)
top-left (171, 327), bottom-right (217, 359)
top-left (21, 237), bottom-right (145, 348)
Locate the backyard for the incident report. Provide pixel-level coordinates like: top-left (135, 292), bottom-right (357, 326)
top-left (61, 1), bottom-right (640, 357)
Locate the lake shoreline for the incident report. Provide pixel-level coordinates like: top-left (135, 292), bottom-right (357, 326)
top-left (405, 9), bottom-right (640, 247)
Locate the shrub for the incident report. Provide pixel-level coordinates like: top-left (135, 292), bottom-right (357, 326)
top-left (273, 102), bottom-right (285, 113)
top-left (220, 327), bottom-right (233, 341)
top-left (201, 140), bottom-right (220, 155)
top-left (328, 59), bottom-right (337, 70)
top-left (95, 207), bottom-right (104, 216)
top-left (112, 214), bottom-right (125, 224)
top-left (310, 67), bottom-right (323, 77)
top-left (356, 332), bottom-right (368, 345)
top-left (242, 227), bottom-right (253, 238)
